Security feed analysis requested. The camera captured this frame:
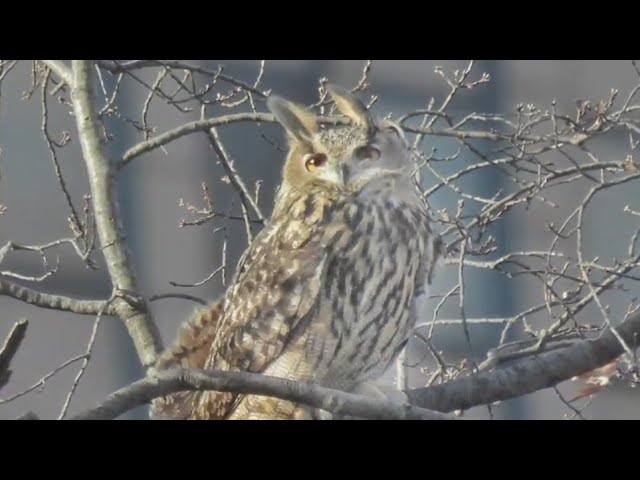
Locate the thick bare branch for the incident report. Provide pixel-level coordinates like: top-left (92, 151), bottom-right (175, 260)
top-left (71, 368), bottom-right (454, 420)
top-left (70, 60), bottom-right (162, 368)
top-left (407, 308), bottom-right (640, 412)
top-left (0, 319), bottom-right (28, 389)
top-left (41, 60), bottom-right (72, 85)
top-left (0, 278), bottom-right (114, 315)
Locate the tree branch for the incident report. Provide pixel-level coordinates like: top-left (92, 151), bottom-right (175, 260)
top-left (96, 60), bottom-right (269, 99)
top-left (41, 60), bottom-right (72, 85)
top-left (119, 113), bottom-right (590, 172)
top-left (407, 308), bottom-right (640, 412)
top-left (0, 319), bottom-right (28, 390)
top-left (0, 278), bottom-right (115, 315)
top-left (120, 113), bottom-right (276, 168)
top-left (206, 127), bottom-right (265, 222)
top-left (71, 60), bottom-right (162, 368)
top-left (71, 368), bottom-right (454, 420)
top-left (119, 114), bottom-right (355, 168)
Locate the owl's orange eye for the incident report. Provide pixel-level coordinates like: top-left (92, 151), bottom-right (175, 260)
top-left (304, 153), bottom-right (328, 172)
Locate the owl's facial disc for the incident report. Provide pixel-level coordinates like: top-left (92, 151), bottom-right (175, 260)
top-left (342, 120), bottom-right (412, 188)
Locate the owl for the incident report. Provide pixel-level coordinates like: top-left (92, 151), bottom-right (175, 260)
top-left (153, 85), bottom-right (443, 420)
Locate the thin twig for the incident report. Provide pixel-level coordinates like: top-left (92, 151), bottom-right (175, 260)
top-left (0, 354), bottom-right (86, 405)
top-left (57, 306), bottom-right (105, 419)
top-left (206, 127), bottom-right (265, 222)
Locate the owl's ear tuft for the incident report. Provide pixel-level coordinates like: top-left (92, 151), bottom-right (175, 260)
top-left (326, 84), bottom-right (375, 136)
top-left (267, 95), bottom-right (318, 143)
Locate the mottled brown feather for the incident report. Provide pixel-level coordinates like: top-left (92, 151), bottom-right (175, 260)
top-left (191, 183), bottom-right (344, 419)
top-left (150, 301), bottom-right (223, 419)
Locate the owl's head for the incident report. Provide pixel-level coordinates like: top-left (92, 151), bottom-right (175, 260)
top-left (267, 86), bottom-right (412, 195)
top-left (267, 94), bottom-right (345, 192)
top-left (323, 84), bottom-right (412, 191)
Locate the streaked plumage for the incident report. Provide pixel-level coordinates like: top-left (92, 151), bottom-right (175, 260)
top-left (150, 301), bottom-right (222, 419)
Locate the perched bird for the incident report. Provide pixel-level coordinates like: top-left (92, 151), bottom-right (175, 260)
top-left (153, 85), bottom-right (443, 420)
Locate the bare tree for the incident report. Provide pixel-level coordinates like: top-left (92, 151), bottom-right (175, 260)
top-left (1, 60), bottom-right (638, 420)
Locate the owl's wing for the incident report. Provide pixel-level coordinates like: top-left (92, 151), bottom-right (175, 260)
top-left (150, 302), bottom-right (223, 420)
top-left (192, 215), bottom-right (330, 419)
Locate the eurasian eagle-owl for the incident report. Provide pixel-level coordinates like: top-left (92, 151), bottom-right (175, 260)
top-left (151, 85), bottom-right (443, 420)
